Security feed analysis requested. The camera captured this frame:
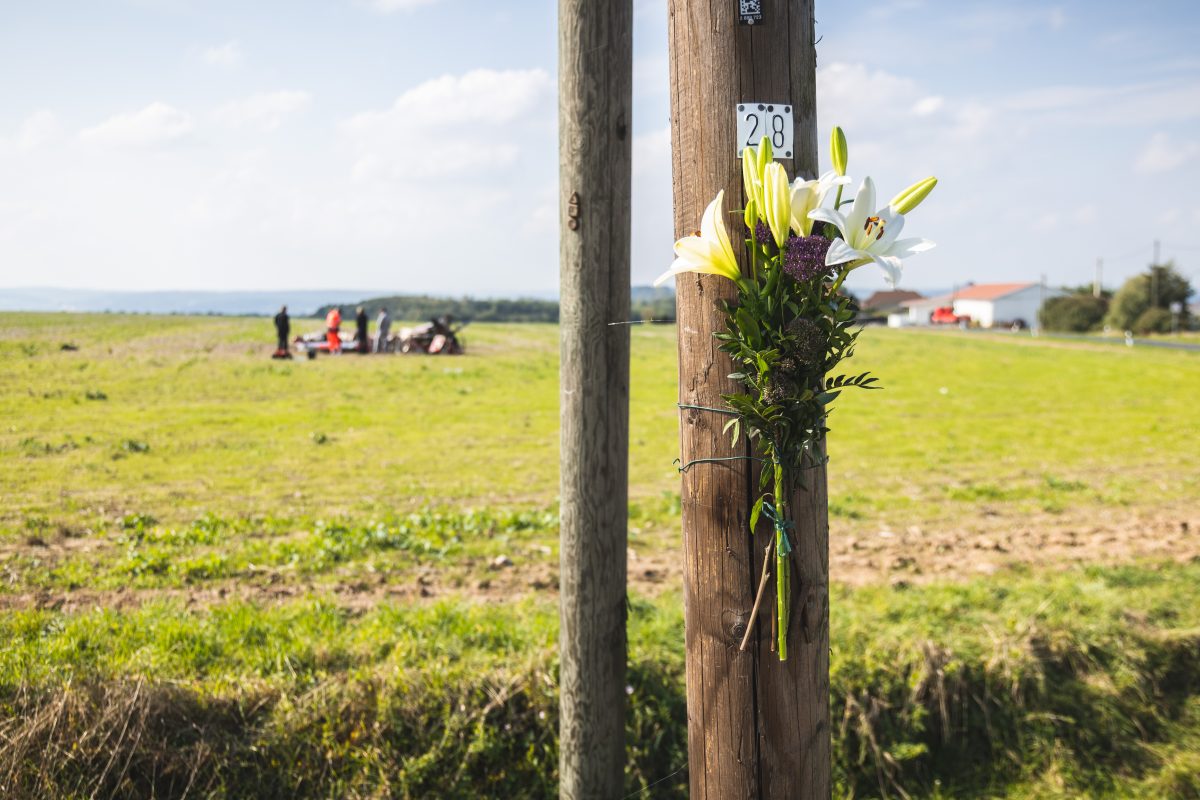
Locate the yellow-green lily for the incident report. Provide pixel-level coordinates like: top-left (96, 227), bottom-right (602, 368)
top-left (742, 137), bottom-right (773, 228)
top-left (889, 177), bottom-right (938, 214)
top-left (790, 170), bottom-right (850, 236)
top-left (761, 162), bottom-right (792, 248)
top-left (654, 190), bottom-right (742, 286)
top-left (830, 126), bottom-right (848, 176)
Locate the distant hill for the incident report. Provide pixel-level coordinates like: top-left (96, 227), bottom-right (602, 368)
top-left (629, 285), bottom-right (676, 321)
top-left (0, 288), bottom-right (373, 316)
top-left (318, 286), bottom-right (678, 324)
top-left (317, 295), bottom-right (561, 324)
top-left (0, 285), bottom-right (680, 322)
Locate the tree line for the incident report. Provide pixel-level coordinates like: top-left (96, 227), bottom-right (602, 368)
top-left (1039, 263), bottom-right (1194, 334)
top-left (314, 287), bottom-right (679, 324)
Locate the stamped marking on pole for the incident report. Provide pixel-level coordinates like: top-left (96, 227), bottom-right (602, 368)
top-left (567, 191), bottom-right (581, 231)
top-left (737, 0), bottom-right (763, 25)
top-left (736, 103), bottom-right (793, 158)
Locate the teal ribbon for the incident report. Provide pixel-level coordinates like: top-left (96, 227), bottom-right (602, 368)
top-left (761, 499), bottom-right (794, 556)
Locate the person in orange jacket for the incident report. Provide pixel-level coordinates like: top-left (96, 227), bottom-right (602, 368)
top-left (325, 307), bottom-right (342, 354)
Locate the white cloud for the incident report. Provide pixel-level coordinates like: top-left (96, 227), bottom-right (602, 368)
top-left (1031, 213), bottom-right (1059, 233)
top-left (633, 53), bottom-right (669, 98)
top-left (16, 110), bottom-right (61, 151)
top-left (632, 127), bottom-right (669, 178)
top-left (630, 126), bottom-right (674, 281)
top-left (341, 68), bottom-right (552, 180)
top-left (215, 91), bottom-right (311, 131)
top-left (1136, 132), bottom-right (1200, 174)
top-left (912, 95), bottom-right (944, 116)
top-left (366, 0), bottom-right (439, 12)
top-left (202, 41), bottom-right (242, 68)
top-left (634, 0), bottom-right (665, 18)
top-left (1003, 80), bottom-right (1200, 126)
top-left (350, 68), bottom-right (550, 128)
top-left (351, 143), bottom-right (521, 181)
top-left (818, 62), bottom-right (921, 133)
top-left (79, 102), bottom-right (193, 148)
top-left (1072, 204), bottom-right (1097, 225)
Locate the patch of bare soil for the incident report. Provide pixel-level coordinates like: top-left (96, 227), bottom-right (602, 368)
top-left (832, 502), bottom-right (1200, 587)
top-left (2, 504), bottom-right (1197, 613)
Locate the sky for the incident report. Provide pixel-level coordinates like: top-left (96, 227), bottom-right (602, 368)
top-left (1, 0), bottom-right (1199, 298)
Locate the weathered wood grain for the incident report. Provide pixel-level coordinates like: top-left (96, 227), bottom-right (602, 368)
top-left (667, 0), bottom-right (828, 796)
top-left (557, 1), bottom-right (633, 798)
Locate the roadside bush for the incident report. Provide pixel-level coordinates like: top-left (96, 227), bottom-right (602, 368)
top-left (1104, 263), bottom-right (1192, 331)
top-left (1038, 294), bottom-right (1107, 332)
top-left (1133, 307), bottom-right (1173, 335)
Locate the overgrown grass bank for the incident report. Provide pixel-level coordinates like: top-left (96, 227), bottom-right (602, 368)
top-left (4, 562), bottom-right (1200, 799)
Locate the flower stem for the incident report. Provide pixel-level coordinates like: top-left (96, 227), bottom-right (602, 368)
top-left (830, 266), bottom-right (852, 294)
top-left (774, 459), bottom-right (789, 661)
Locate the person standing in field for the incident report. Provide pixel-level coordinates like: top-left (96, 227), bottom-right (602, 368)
top-left (325, 306), bottom-right (342, 354)
top-left (273, 305), bottom-right (291, 357)
top-left (354, 306), bottom-right (369, 353)
top-left (374, 307), bottom-right (391, 352)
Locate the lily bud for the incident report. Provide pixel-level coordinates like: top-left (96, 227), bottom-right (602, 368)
top-left (762, 162), bottom-right (792, 248)
top-left (830, 126), bottom-right (848, 176)
top-left (756, 135), bottom-right (774, 168)
top-left (742, 144), bottom-right (761, 196)
top-left (889, 177), bottom-right (938, 215)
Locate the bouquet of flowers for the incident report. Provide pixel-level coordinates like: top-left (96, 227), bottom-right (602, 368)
top-left (656, 127), bottom-right (937, 659)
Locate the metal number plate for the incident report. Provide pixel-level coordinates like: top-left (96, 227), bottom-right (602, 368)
top-left (736, 103), bottom-right (793, 159)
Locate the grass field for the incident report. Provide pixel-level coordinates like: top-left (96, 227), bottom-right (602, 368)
top-left (2, 312), bottom-right (1200, 798)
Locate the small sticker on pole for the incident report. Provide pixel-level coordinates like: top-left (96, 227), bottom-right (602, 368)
top-left (736, 103), bottom-right (793, 159)
top-left (738, 0), bottom-right (764, 25)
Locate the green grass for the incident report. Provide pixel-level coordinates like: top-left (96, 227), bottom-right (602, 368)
top-left (3, 313), bottom-right (1200, 798)
top-left (3, 314), bottom-right (1198, 597)
top-left (4, 563), bottom-right (1200, 798)
top-left (3, 313), bottom-right (1198, 538)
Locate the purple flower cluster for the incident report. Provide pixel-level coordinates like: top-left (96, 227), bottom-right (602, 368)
top-left (754, 220), bottom-right (773, 246)
top-left (786, 318), bottom-right (827, 367)
top-left (782, 235), bottom-right (831, 283)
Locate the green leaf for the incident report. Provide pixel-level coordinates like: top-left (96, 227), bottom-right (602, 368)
top-left (816, 390), bottom-right (841, 405)
top-left (750, 495), bottom-right (765, 533)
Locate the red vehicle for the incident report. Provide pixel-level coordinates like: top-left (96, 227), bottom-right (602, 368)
top-left (930, 306), bottom-right (970, 325)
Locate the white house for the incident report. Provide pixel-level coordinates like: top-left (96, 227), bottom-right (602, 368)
top-left (897, 283), bottom-right (1067, 328)
top-left (896, 293), bottom-right (952, 326)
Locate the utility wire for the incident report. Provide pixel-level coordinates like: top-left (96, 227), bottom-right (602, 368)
top-left (1099, 243), bottom-right (1152, 263)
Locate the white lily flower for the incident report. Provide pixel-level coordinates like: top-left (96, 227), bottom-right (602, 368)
top-left (808, 176), bottom-right (935, 287)
top-left (789, 170), bottom-right (850, 237)
top-left (653, 190), bottom-right (742, 286)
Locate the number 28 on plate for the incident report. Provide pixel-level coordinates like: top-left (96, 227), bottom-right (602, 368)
top-left (736, 103), bottom-right (794, 159)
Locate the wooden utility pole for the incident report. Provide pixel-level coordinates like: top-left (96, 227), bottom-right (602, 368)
top-left (667, 1), bottom-right (828, 797)
top-left (557, 1), bottom-right (632, 798)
